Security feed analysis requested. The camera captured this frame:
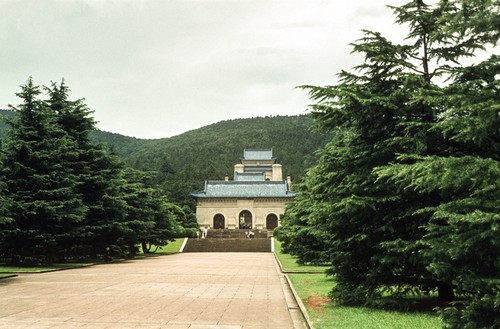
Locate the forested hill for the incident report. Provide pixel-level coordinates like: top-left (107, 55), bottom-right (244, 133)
top-left (88, 115), bottom-right (331, 206)
top-left (0, 110), bottom-right (330, 206)
top-left (123, 115), bottom-right (327, 181)
top-left (0, 109), bottom-right (150, 158)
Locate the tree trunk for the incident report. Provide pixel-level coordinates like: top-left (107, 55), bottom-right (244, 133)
top-left (141, 242), bottom-right (149, 253)
top-left (438, 282), bottom-right (455, 302)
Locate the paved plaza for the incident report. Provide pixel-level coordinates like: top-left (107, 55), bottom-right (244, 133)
top-left (0, 253), bottom-right (306, 329)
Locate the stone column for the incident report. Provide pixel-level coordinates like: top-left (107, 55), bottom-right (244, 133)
top-left (272, 164), bottom-right (283, 181)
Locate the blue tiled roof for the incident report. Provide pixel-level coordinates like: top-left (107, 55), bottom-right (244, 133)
top-left (191, 180), bottom-right (295, 199)
top-left (244, 166), bottom-right (273, 171)
top-left (242, 149), bottom-right (275, 160)
top-left (235, 172), bottom-right (266, 181)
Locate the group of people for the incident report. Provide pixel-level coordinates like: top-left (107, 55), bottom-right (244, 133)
top-left (196, 227), bottom-right (209, 239)
top-left (195, 227), bottom-right (256, 239)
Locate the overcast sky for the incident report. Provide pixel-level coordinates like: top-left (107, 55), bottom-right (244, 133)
top-left (1, 0), bottom-right (409, 139)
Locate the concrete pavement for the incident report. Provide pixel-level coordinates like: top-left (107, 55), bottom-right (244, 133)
top-left (0, 253), bottom-right (306, 328)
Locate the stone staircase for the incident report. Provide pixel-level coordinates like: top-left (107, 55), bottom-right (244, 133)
top-left (183, 229), bottom-right (272, 252)
top-left (206, 229), bottom-right (271, 239)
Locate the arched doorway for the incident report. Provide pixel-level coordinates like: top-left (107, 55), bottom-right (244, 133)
top-left (238, 210), bottom-right (252, 229)
top-left (213, 214), bottom-right (225, 229)
top-left (266, 213), bottom-right (279, 230)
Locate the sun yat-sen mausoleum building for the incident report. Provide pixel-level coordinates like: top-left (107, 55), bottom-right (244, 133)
top-left (191, 149), bottom-right (295, 230)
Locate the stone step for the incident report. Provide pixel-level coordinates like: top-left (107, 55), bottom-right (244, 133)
top-left (183, 238), bottom-right (271, 253)
top-left (205, 229), bottom-right (271, 239)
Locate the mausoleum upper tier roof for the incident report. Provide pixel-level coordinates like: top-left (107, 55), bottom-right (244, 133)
top-left (241, 149), bottom-right (276, 161)
top-left (235, 172), bottom-right (266, 181)
top-left (191, 180), bottom-right (295, 199)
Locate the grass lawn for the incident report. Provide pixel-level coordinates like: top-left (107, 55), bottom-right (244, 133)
top-left (274, 240), bottom-right (329, 273)
top-left (138, 238), bottom-right (185, 255)
top-left (274, 240), bottom-right (442, 329)
top-left (288, 273), bottom-right (442, 329)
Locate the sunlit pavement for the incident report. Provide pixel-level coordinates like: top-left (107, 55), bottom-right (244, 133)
top-left (0, 253), bottom-right (305, 328)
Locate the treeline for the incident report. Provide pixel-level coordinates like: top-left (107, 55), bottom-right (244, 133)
top-left (276, 1), bottom-right (498, 329)
top-left (0, 79), bottom-right (197, 265)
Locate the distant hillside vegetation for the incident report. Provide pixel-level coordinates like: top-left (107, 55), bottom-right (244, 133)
top-left (0, 110), bottom-right (329, 207)
top-left (0, 109), bottom-right (16, 138)
top-left (0, 109), bottom-right (149, 154)
top-left (125, 115), bottom-right (330, 205)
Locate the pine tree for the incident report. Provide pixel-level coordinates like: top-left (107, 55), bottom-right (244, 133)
top-left (0, 177), bottom-right (13, 257)
top-left (45, 80), bottom-right (138, 259)
top-left (73, 146), bottom-right (128, 259)
top-left (280, 0), bottom-right (499, 318)
top-left (140, 194), bottom-right (184, 253)
top-left (119, 167), bottom-right (160, 255)
top-left (119, 167), bottom-right (183, 254)
top-left (376, 54), bottom-right (500, 328)
top-left (45, 80), bottom-right (95, 144)
top-left (1, 78), bottom-right (86, 264)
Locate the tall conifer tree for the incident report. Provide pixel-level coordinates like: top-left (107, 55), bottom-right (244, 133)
top-left (1, 78), bottom-right (86, 264)
top-left (279, 1), bottom-right (498, 322)
top-left (45, 80), bottom-right (128, 258)
top-left (0, 177), bottom-right (13, 257)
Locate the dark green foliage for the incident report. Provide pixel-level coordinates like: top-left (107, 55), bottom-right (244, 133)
top-left (89, 130), bottom-right (150, 159)
top-left (1, 78), bottom-right (87, 264)
top-left (119, 167), bottom-right (182, 255)
top-left (376, 55), bottom-right (500, 327)
top-left (434, 55), bottom-right (500, 160)
top-left (274, 175), bottom-right (331, 265)
top-left (0, 79), bottom-right (186, 263)
top-left (74, 150), bottom-right (130, 258)
top-left (278, 0), bottom-right (499, 326)
top-left (0, 179), bottom-right (13, 256)
top-left (44, 80), bottom-right (131, 259)
top-left (0, 110), bottom-right (16, 139)
top-left (119, 168), bottom-right (157, 255)
top-left (45, 80), bottom-right (96, 144)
